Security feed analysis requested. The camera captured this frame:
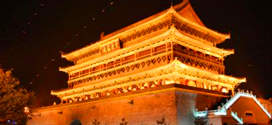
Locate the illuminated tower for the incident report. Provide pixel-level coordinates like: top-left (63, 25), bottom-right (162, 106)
top-left (51, 0), bottom-right (245, 104)
top-left (28, 1), bottom-right (270, 125)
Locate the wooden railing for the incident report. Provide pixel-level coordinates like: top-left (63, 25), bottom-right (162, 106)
top-left (68, 42), bottom-right (172, 81)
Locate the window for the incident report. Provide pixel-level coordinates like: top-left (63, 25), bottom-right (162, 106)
top-left (211, 85), bottom-right (218, 91)
top-left (245, 112), bottom-right (253, 116)
top-left (245, 111), bottom-right (254, 117)
top-left (188, 80), bottom-right (196, 87)
top-left (221, 87), bottom-right (228, 93)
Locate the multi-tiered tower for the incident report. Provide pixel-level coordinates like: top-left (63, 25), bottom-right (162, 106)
top-left (28, 1), bottom-right (261, 125)
top-left (51, 1), bottom-right (245, 103)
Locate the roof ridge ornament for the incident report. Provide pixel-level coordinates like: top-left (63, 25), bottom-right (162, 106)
top-left (170, 0), bottom-right (173, 7)
top-left (167, 6), bottom-right (177, 14)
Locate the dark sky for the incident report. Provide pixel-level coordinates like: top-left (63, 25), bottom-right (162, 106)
top-left (0, 0), bottom-right (271, 106)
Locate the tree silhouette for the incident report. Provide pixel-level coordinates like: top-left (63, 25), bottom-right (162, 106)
top-left (0, 68), bottom-right (34, 124)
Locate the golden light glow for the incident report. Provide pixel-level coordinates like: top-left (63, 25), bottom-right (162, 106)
top-left (165, 80), bottom-right (175, 85)
top-left (221, 88), bottom-right (228, 93)
top-left (52, 59), bottom-right (245, 100)
top-left (51, 1), bottom-right (245, 104)
top-left (60, 4), bottom-right (231, 66)
top-left (188, 80), bottom-right (196, 87)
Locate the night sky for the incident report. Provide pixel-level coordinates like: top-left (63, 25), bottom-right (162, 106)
top-left (0, 0), bottom-right (271, 106)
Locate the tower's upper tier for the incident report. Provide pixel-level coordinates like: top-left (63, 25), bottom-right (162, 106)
top-left (60, 0), bottom-right (232, 66)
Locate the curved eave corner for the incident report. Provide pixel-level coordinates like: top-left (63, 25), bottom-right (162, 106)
top-left (59, 66), bottom-right (69, 73)
top-left (222, 76), bottom-right (246, 87)
top-left (221, 48), bottom-right (234, 57)
top-left (215, 33), bottom-right (231, 45)
top-left (236, 76), bottom-right (246, 82)
top-left (51, 89), bottom-right (68, 98)
top-left (61, 52), bottom-right (75, 62)
top-left (172, 59), bottom-right (246, 85)
top-left (50, 90), bottom-right (60, 97)
top-left (234, 77), bottom-right (246, 88)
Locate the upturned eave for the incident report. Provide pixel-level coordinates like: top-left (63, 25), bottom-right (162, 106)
top-left (61, 1), bottom-right (230, 62)
top-left (52, 59), bottom-right (246, 98)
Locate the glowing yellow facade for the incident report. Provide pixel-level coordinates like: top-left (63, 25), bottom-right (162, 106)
top-left (52, 0), bottom-right (245, 104)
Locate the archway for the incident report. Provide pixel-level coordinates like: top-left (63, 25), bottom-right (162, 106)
top-left (70, 120), bottom-right (82, 125)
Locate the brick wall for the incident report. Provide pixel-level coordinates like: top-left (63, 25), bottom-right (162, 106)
top-left (27, 88), bottom-right (224, 125)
